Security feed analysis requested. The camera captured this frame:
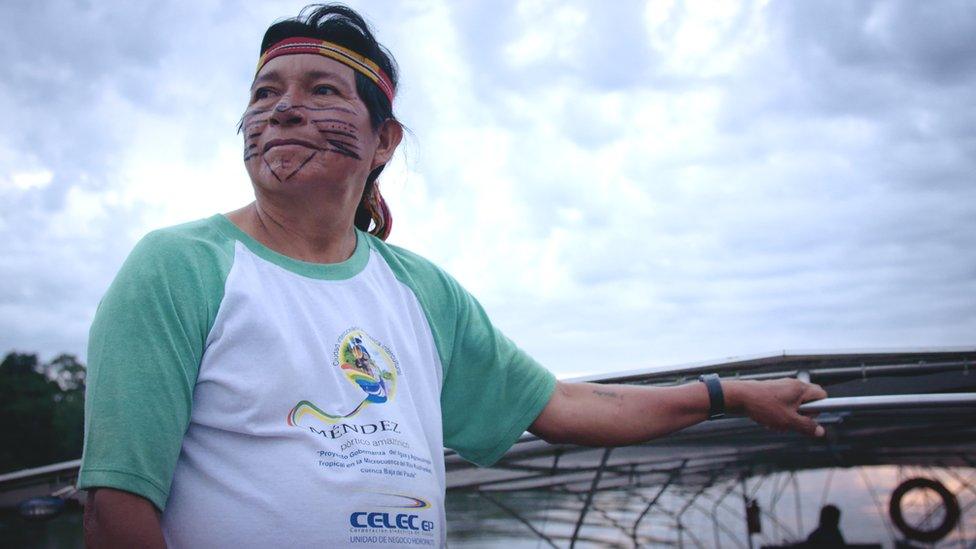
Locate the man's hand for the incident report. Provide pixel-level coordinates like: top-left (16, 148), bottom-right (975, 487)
top-left (725, 378), bottom-right (828, 437)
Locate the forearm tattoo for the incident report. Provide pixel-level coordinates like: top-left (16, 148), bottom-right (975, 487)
top-left (593, 388), bottom-right (623, 400)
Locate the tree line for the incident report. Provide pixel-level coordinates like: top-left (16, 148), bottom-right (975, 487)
top-left (0, 352), bottom-right (86, 474)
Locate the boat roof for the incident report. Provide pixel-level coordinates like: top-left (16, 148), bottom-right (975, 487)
top-left (444, 347), bottom-right (976, 546)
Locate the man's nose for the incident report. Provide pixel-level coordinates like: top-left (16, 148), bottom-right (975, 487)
top-left (269, 97), bottom-right (305, 127)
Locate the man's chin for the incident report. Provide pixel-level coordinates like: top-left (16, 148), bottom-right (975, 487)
top-left (253, 169), bottom-right (344, 193)
top-left (262, 149), bottom-right (320, 182)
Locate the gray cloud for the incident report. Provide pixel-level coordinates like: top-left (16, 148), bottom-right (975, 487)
top-left (458, 0), bottom-right (976, 370)
top-left (1, 0), bottom-right (973, 375)
top-left (0, 0), bottom-right (265, 359)
top-left (0, 3), bottom-right (172, 208)
top-left (447, 0), bottom-right (685, 93)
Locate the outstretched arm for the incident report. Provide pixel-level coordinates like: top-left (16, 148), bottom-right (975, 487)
top-left (528, 378), bottom-right (827, 446)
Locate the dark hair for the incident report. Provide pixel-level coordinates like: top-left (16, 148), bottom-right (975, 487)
top-left (259, 4), bottom-right (400, 238)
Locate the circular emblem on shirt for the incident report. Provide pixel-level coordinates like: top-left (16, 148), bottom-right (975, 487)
top-left (287, 328), bottom-right (399, 427)
top-left (337, 328), bottom-right (398, 403)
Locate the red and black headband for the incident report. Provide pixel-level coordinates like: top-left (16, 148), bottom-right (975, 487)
top-left (256, 37), bottom-right (395, 105)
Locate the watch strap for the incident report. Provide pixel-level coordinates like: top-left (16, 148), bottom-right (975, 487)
top-left (698, 373), bottom-right (726, 420)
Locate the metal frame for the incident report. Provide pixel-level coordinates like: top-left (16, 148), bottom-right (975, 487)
top-left (445, 350), bottom-right (976, 547)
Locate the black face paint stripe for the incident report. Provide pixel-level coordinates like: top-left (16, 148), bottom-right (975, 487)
top-left (285, 151), bottom-right (318, 180)
top-left (244, 118), bottom-right (271, 130)
top-left (263, 157), bottom-right (283, 182)
top-left (324, 140), bottom-right (361, 160)
top-left (243, 141), bottom-right (258, 160)
top-left (316, 129), bottom-right (357, 140)
top-left (311, 118), bottom-right (358, 129)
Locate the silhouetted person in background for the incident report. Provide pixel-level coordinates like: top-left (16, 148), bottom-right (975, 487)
top-left (806, 504), bottom-right (846, 546)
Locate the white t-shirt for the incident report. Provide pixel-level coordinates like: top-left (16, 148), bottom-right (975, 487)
top-left (78, 215), bottom-right (555, 547)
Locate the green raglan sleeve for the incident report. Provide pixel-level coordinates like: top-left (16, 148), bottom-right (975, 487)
top-left (77, 224), bottom-right (231, 510)
top-left (438, 282), bottom-right (557, 466)
top-left (370, 238), bottom-right (557, 467)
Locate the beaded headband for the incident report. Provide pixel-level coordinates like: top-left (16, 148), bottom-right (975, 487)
top-left (256, 37), bottom-right (395, 105)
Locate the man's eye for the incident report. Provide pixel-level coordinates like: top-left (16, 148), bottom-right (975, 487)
top-left (314, 85), bottom-right (337, 95)
top-left (253, 87), bottom-right (274, 100)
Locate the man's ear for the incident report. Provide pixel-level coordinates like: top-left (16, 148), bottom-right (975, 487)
top-left (371, 119), bottom-right (403, 171)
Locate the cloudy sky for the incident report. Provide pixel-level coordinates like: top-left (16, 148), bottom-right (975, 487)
top-left (1, 0), bottom-right (974, 377)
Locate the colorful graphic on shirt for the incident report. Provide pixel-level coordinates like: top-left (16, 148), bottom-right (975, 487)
top-left (371, 493), bottom-right (432, 510)
top-left (287, 328), bottom-right (399, 427)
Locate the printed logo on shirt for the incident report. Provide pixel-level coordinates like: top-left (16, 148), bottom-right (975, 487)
top-left (348, 493), bottom-right (436, 545)
top-left (370, 492), bottom-right (431, 510)
top-left (349, 512), bottom-right (435, 532)
top-left (287, 328), bottom-right (400, 427)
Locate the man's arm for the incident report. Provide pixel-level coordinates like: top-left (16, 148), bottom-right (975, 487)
top-left (84, 488), bottom-right (167, 549)
top-left (529, 378), bottom-right (827, 446)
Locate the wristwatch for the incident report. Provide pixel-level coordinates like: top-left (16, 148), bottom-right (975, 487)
top-left (698, 373), bottom-right (726, 420)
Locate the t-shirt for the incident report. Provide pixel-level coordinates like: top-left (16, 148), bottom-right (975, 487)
top-left (77, 214), bottom-right (556, 548)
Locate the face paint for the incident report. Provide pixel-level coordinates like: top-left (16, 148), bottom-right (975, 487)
top-left (241, 103), bottom-right (364, 182)
top-left (311, 115), bottom-right (362, 160)
top-left (262, 149), bottom-right (316, 182)
top-left (241, 106), bottom-right (272, 161)
top-left (241, 54), bottom-right (383, 189)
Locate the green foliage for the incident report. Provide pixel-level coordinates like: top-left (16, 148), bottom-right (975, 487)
top-left (0, 352), bottom-right (86, 474)
top-left (342, 343), bottom-right (356, 366)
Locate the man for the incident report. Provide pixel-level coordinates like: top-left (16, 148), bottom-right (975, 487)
top-left (805, 505), bottom-right (846, 546)
top-left (79, 5), bottom-right (826, 547)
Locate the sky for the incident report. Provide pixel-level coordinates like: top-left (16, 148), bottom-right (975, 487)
top-left (1, 0), bottom-right (974, 378)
